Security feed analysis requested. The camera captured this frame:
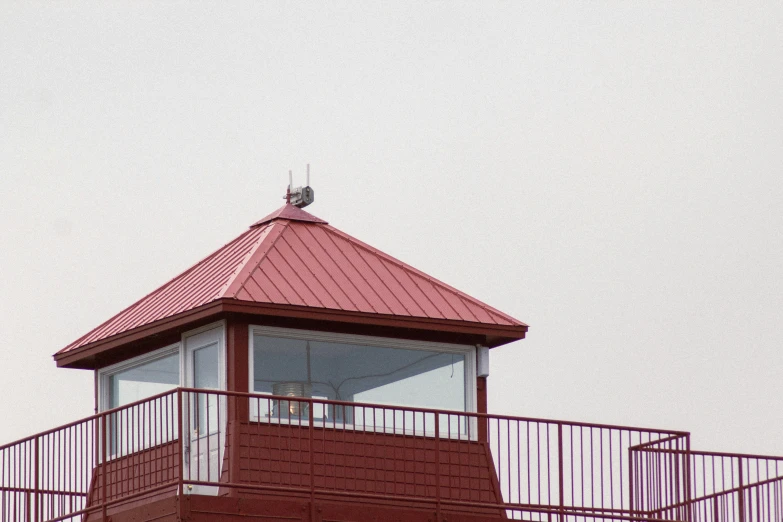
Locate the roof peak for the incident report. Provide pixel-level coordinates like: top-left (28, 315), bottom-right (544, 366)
top-left (251, 204), bottom-right (328, 227)
top-left (56, 205), bottom-right (528, 366)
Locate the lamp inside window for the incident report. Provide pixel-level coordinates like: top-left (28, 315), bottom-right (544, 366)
top-left (253, 333), bottom-right (468, 426)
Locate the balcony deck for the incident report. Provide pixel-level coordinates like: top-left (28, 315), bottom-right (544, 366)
top-left (1, 388), bottom-right (780, 522)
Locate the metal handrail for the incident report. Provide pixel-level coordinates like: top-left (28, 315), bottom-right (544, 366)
top-left (1, 387), bottom-right (779, 522)
top-left (176, 386), bottom-right (690, 434)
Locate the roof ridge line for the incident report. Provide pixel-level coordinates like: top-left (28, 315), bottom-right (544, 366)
top-left (216, 223), bottom-right (274, 298)
top-left (56, 227), bottom-right (262, 355)
top-left (322, 224), bottom-right (527, 326)
top-left (222, 220), bottom-right (290, 299)
top-left (107, 230), bottom-right (264, 334)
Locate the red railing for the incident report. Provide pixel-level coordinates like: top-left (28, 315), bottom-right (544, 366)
top-left (0, 388), bottom-right (776, 522)
top-left (0, 391), bottom-right (178, 522)
top-left (632, 446), bottom-right (783, 522)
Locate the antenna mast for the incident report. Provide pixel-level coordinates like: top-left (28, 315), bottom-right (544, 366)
top-left (285, 165), bottom-right (315, 208)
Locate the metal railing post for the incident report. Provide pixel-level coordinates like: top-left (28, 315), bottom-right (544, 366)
top-left (738, 457), bottom-right (745, 522)
top-left (33, 436), bottom-right (39, 522)
top-left (0, 386), bottom-right (713, 522)
top-left (557, 423), bottom-right (565, 522)
top-left (714, 495), bottom-right (720, 522)
top-left (177, 389), bottom-right (184, 499)
top-left (435, 413), bottom-right (442, 522)
top-left (685, 435), bottom-right (693, 522)
top-left (628, 446), bottom-right (635, 517)
top-left (100, 414), bottom-right (107, 522)
top-left (309, 397), bottom-right (315, 522)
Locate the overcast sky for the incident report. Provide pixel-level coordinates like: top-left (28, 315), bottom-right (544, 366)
top-left (1, 2), bottom-right (781, 457)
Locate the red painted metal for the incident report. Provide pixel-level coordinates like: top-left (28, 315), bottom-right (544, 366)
top-left (57, 204), bottom-right (527, 360)
top-left (251, 203), bottom-right (327, 226)
top-left (13, 388), bottom-right (782, 522)
top-left (58, 224), bottom-right (276, 356)
top-left (631, 445), bottom-right (783, 522)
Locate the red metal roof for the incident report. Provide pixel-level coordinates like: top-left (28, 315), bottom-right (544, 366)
top-left (251, 203), bottom-right (328, 226)
top-left (58, 204), bottom-right (527, 355)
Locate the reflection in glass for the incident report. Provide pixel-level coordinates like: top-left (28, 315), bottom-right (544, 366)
top-left (252, 335), bottom-right (466, 433)
top-left (107, 352), bottom-right (180, 456)
top-left (193, 343), bottom-right (219, 435)
top-left (109, 353), bottom-right (179, 409)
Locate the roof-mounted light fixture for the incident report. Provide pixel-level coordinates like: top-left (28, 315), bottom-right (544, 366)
top-left (286, 164), bottom-right (315, 208)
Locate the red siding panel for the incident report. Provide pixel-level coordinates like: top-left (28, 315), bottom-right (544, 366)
top-left (237, 422), bottom-right (502, 505)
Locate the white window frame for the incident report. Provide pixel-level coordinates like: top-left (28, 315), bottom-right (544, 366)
top-left (182, 321), bottom-right (228, 393)
top-left (248, 325), bottom-right (478, 428)
top-left (97, 343), bottom-right (182, 413)
top-left (180, 322), bottom-right (227, 496)
top-left (96, 343), bottom-right (182, 460)
top-left (95, 322), bottom-right (228, 464)
top-left (96, 321), bottom-right (228, 413)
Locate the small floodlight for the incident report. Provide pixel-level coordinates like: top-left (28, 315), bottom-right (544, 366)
top-left (286, 164), bottom-right (315, 208)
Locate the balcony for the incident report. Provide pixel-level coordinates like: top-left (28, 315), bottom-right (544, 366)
top-left (1, 388), bottom-right (781, 522)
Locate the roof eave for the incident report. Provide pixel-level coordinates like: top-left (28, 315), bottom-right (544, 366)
top-left (220, 300), bottom-right (528, 343)
top-left (53, 301), bottom-right (226, 369)
top-left (54, 298), bottom-right (528, 369)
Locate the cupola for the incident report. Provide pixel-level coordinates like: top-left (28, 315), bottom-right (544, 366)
top-left (56, 196), bottom-right (527, 427)
top-left (4, 185), bottom-right (773, 522)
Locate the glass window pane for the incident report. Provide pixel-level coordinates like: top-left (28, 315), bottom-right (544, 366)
top-left (106, 352), bottom-right (180, 456)
top-left (192, 343), bottom-right (220, 435)
top-left (194, 343), bottom-right (219, 390)
top-left (109, 352), bottom-right (179, 409)
top-left (252, 335), bottom-right (466, 426)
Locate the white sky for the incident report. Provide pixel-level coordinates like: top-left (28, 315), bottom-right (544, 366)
top-left (1, 3), bottom-right (781, 456)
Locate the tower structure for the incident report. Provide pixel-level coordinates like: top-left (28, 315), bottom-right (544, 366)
top-left (0, 199), bottom-right (780, 522)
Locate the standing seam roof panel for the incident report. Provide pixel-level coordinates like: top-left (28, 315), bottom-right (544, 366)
top-left (272, 234), bottom-right (342, 309)
top-left (321, 225), bottom-right (472, 321)
top-left (112, 227), bottom-right (264, 331)
top-left (353, 246), bottom-right (428, 317)
top-left (304, 226), bottom-right (391, 314)
top-left (218, 223), bottom-right (275, 296)
top-left (257, 260), bottom-right (306, 306)
top-left (242, 270), bottom-right (280, 304)
top-left (247, 266), bottom-right (291, 305)
top-left (224, 222), bottom-right (286, 299)
top-left (331, 235), bottom-right (413, 316)
top-left (265, 248), bottom-right (328, 308)
top-left (381, 261), bottom-right (443, 319)
top-left (58, 205), bottom-right (527, 356)
top-left (311, 226), bottom-right (405, 315)
top-left (430, 283), bottom-right (481, 323)
top-left (234, 287), bottom-right (255, 301)
top-left (63, 226), bottom-right (268, 351)
top-left (281, 225), bottom-right (358, 310)
top-left (324, 224), bottom-right (519, 325)
top-left (409, 274), bottom-right (466, 322)
top-left (291, 225), bottom-right (375, 312)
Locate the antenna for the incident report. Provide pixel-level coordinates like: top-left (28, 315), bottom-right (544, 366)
top-left (285, 165), bottom-right (315, 208)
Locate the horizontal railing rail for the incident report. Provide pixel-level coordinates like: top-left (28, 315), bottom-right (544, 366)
top-left (0, 389), bottom-right (180, 522)
top-left (631, 445), bottom-right (783, 522)
top-left (3, 387), bottom-right (776, 522)
top-left (176, 387), bottom-right (688, 518)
